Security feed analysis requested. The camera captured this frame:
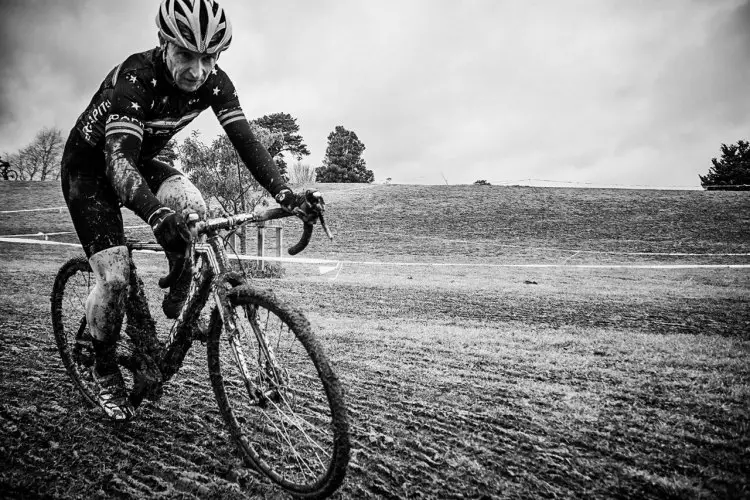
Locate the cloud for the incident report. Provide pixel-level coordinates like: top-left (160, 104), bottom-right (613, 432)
top-left (0, 0), bottom-right (155, 151)
top-left (1, 0), bottom-right (748, 188)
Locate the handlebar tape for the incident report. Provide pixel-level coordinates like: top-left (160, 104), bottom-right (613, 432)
top-left (288, 222), bottom-right (314, 256)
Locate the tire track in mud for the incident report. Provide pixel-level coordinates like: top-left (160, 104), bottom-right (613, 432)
top-left (333, 345), bottom-right (522, 498)
top-left (276, 281), bottom-right (750, 338)
top-left (2, 264), bottom-right (748, 499)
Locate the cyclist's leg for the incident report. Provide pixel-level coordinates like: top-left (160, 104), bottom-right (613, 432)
top-left (85, 246), bottom-right (130, 346)
top-left (139, 158), bottom-right (207, 219)
top-left (61, 131), bottom-right (129, 344)
top-left (61, 130), bottom-right (134, 420)
top-left (140, 159), bottom-right (207, 318)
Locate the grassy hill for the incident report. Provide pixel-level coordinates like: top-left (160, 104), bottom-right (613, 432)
top-left (2, 181), bottom-right (749, 263)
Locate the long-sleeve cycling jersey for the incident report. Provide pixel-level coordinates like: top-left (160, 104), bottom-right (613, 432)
top-left (73, 46), bottom-right (286, 221)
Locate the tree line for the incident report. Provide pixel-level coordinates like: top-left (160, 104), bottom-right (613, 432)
top-left (5, 121), bottom-right (748, 190)
top-left (0, 113), bottom-right (375, 186)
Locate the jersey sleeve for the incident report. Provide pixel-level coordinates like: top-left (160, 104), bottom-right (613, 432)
top-left (206, 66), bottom-right (246, 128)
top-left (105, 69), bottom-right (149, 144)
top-left (103, 68), bottom-right (162, 222)
top-left (207, 68), bottom-right (287, 196)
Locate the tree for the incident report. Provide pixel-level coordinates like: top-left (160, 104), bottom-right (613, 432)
top-left (178, 125), bottom-right (283, 251)
top-left (251, 112), bottom-right (310, 179)
top-left (700, 140), bottom-right (750, 190)
top-left (316, 126), bottom-right (374, 183)
top-left (6, 127), bottom-right (64, 180)
top-left (155, 139), bottom-right (179, 167)
top-left (179, 126), bottom-right (280, 215)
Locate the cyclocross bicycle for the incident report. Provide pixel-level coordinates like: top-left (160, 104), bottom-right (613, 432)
top-left (50, 191), bottom-right (350, 499)
top-left (0, 158), bottom-right (19, 181)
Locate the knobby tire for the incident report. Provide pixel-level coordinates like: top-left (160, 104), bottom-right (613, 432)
top-left (207, 285), bottom-right (350, 499)
top-left (50, 256), bottom-right (99, 408)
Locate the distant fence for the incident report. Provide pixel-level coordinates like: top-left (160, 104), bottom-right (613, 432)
top-left (702, 184), bottom-right (750, 191)
top-left (0, 204), bottom-right (284, 268)
top-left (227, 222), bottom-right (283, 269)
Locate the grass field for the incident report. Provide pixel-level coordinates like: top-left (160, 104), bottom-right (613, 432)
top-left (0, 181), bottom-right (748, 499)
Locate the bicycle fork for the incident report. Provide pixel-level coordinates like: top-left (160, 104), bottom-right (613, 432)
top-left (217, 288), bottom-right (286, 406)
top-left (204, 232), bottom-right (286, 406)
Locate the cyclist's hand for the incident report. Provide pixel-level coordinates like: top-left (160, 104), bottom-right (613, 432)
top-left (150, 208), bottom-right (191, 253)
top-left (274, 188), bottom-right (301, 211)
top-left (275, 188), bottom-right (320, 222)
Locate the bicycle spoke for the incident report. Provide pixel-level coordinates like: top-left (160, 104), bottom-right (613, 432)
top-left (208, 286), bottom-right (349, 495)
top-left (52, 257), bottom-right (99, 407)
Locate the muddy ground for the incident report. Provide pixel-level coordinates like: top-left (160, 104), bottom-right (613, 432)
top-left (1, 244), bottom-right (749, 499)
top-left (1, 183), bottom-right (749, 498)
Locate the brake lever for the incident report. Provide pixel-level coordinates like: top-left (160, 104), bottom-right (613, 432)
top-left (319, 214), bottom-right (334, 241)
top-left (305, 191), bottom-right (334, 241)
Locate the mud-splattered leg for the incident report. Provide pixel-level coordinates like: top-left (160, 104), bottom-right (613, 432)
top-left (85, 245), bottom-right (135, 420)
top-left (86, 245), bottom-right (130, 344)
top-left (155, 174), bottom-right (207, 219)
top-left (155, 175), bottom-right (207, 319)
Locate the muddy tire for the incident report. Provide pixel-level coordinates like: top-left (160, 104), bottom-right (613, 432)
top-left (50, 256), bottom-right (99, 407)
top-left (207, 285), bottom-right (350, 498)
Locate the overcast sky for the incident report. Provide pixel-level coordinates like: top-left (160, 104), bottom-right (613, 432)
top-left (1, 0), bottom-right (748, 188)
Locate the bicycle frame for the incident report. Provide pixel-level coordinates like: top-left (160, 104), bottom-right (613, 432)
top-left (125, 209), bottom-right (301, 406)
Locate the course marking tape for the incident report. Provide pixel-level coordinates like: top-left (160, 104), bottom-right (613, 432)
top-left (226, 253), bottom-right (750, 269)
top-left (2, 210), bottom-right (749, 257)
top-left (0, 225), bottom-right (150, 239)
top-left (0, 206), bottom-right (67, 214)
top-left (0, 237), bottom-right (81, 247)
top-left (1, 236), bottom-right (749, 269)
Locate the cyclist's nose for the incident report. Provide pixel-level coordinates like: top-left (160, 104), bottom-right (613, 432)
top-left (187, 60), bottom-right (204, 80)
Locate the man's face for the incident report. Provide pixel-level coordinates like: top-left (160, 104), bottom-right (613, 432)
top-left (164, 43), bottom-right (218, 93)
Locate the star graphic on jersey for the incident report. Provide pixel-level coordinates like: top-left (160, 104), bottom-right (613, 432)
top-left (211, 68), bottom-right (218, 76)
top-left (233, 90), bottom-right (237, 98)
top-left (151, 78), bottom-right (157, 87)
top-left (130, 101), bottom-right (141, 111)
top-left (212, 86), bottom-right (220, 96)
top-left (127, 74), bottom-right (137, 84)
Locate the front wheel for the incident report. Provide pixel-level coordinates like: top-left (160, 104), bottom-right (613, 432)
top-left (207, 285), bottom-right (350, 498)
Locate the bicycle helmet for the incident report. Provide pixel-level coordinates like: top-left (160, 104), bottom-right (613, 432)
top-left (156, 0), bottom-right (232, 54)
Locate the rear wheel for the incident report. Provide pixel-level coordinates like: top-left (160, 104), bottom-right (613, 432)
top-left (50, 257), bottom-right (99, 407)
top-left (50, 256), bottom-right (151, 410)
top-left (207, 285), bottom-right (350, 498)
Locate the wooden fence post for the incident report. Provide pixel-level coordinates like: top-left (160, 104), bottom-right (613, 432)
top-left (275, 226), bottom-right (283, 258)
top-left (257, 221), bottom-right (266, 270)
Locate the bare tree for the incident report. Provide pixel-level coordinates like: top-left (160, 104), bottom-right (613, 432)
top-left (289, 160), bottom-right (317, 185)
top-left (12, 127), bottom-right (65, 180)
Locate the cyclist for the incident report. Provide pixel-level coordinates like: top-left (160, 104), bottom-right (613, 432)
top-left (0, 157), bottom-right (11, 180)
top-left (60, 0), bottom-right (303, 421)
